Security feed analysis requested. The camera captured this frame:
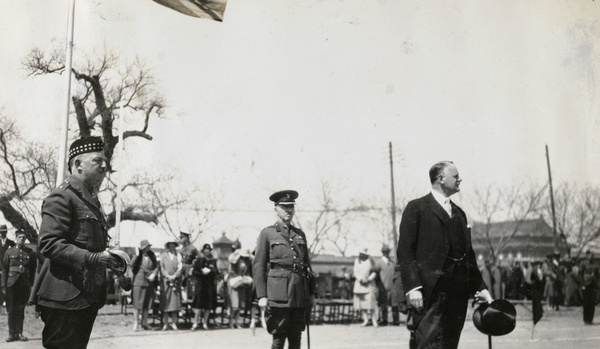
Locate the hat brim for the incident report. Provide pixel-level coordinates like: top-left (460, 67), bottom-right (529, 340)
top-left (473, 299), bottom-right (517, 336)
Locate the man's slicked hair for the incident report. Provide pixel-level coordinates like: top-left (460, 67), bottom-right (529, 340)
top-left (429, 161), bottom-right (454, 184)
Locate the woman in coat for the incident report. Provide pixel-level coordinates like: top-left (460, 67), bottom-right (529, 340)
top-left (353, 248), bottom-right (378, 327)
top-left (225, 241), bottom-right (253, 328)
top-left (131, 239), bottom-right (158, 331)
top-left (191, 243), bottom-right (219, 330)
top-left (159, 241), bottom-right (183, 330)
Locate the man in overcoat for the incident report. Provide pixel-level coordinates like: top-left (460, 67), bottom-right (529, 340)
top-left (397, 161), bottom-right (492, 349)
top-left (29, 137), bottom-right (119, 349)
top-left (2, 229), bottom-right (37, 342)
top-left (253, 190), bottom-right (316, 349)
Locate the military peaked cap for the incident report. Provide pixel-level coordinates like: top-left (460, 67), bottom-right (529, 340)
top-left (269, 190), bottom-right (298, 205)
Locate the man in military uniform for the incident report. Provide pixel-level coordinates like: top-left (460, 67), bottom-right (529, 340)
top-left (0, 224), bottom-right (16, 315)
top-left (179, 231), bottom-right (198, 300)
top-left (29, 137), bottom-right (120, 349)
top-left (2, 229), bottom-right (36, 342)
top-left (580, 250), bottom-right (599, 325)
top-left (253, 190), bottom-right (315, 349)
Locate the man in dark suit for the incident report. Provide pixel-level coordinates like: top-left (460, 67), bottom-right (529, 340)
top-left (398, 161), bottom-right (493, 349)
top-left (2, 229), bottom-right (37, 342)
top-left (0, 224), bottom-right (16, 315)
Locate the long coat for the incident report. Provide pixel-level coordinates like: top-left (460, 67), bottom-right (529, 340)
top-left (159, 251), bottom-right (182, 312)
top-left (253, 221), bottom-right (314, 308)
top-left (397, 193), bottom-right (486, 314)
top-left (29, 175), bottom-right (109, 308)
top-left (192, 254), bottom-right (218, 310)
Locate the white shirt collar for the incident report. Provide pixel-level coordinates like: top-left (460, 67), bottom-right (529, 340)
top-left (431, 190), bottom-right (450, 207)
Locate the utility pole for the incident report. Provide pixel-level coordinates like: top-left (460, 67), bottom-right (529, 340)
top-left (389, 142), bottom-right (397, 255)
top-left (545, 145), bottom-right (559, 252)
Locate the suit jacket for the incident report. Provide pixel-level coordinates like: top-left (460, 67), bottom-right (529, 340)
top-left (29, 175), bottom-right (109, 308)
top-left (397, 193), bottom-right (486, 310)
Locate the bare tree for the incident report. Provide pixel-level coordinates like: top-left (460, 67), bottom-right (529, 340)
top-left (0, 113), bottom-right (56, 242)
top-left (467, 183), bottom-right (546, 264)
top-left (139, 175), bottom-right (221, 243)
top-left (22, 45), bottom-right (166, 228)
top-left (552, 182), bottom-right (600, 259)
top-left (296, 179), bottom-right (363, 257)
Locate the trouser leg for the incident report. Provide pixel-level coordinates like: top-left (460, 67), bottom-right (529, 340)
top-left (40, 305), bottom-right (98, 349)
top-left (287, 331), bottom-right (302, 349)
top-left (271, 333), bottom-right (286, 349)
top-left (392, 306), bottom-right (400, 325)
top-left (380, 304), bottom-right (388, 324)
top-left (6, 286), bottom-right (27, 337)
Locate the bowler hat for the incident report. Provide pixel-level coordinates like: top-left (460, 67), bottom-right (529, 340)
top-left (381, 244), bottom-right (391, 253)
top-left (139, 239), bottom-right (152, 250)
top-left (202, 243), bottom-right (213, 251)
top-left (0, 224), bottom-right (7, 233)
top-left (269, 190), bottom-right (298, 205)
top-left (165, 241), bottom-right (179, 248)
top-left (473, 299), bottom-right (517, 336)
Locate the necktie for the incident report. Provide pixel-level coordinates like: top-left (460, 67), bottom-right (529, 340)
top-left (444, 199), bottom-right (452, 216)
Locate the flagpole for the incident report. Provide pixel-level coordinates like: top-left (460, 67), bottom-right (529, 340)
top-left (115, 102), bottom-right (125, 249)
top-left (56, 0), bottom-right (77, 187)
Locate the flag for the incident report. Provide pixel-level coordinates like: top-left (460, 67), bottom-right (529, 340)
top-left (153, 0), bottom-right (228, 22)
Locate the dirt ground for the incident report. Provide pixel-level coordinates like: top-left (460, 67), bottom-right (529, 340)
top-left (1, 304), bottom-right (599, 348)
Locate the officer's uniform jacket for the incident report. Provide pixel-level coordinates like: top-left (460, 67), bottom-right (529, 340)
top-left (2, 245), bottom-right (37, 289)
top-left (253, 221), bottom-right (314, 308)
top-left (29, 175), bottom-right (109, 309)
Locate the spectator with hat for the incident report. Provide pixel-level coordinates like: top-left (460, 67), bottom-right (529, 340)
top-left (191, 243), bottom-right (219, 330)
top-left (178, 232), bottom-right (198, 301)
top-left (159, 240), bottom-right (183, 330)
top-left (29, 137), bottom-right (122, 348)
top-left (0, 224), bottom-right (15, 314)
top-left (353, 247), bottom-right (378, 327)
top-left (131, 239), bottom-right (158, 331)
top-left (2, 228), bottom-right (36, 342)
top-left (225, 240), bottom-right (254, 328)
top-left (253, 190), bottom-right (316, 349)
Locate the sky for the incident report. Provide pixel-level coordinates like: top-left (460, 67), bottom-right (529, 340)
top-left (0, 0), bottom-right (599, 252)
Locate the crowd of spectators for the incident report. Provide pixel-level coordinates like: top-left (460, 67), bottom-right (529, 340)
top-left (478, 251), bottom-right (600, 317)
top-left (121, 237), bottom-right (256, 331)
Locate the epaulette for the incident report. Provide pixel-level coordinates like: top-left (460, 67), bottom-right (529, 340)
top-left (56, 179), bottom-right (72, 191)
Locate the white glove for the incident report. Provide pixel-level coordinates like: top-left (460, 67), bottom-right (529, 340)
top-left (258, 297), bottom-right (268, 309)
top-left (475, 289), bottom-right (494, 303)
top-left (408, 289), bottom-right (423, 312)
